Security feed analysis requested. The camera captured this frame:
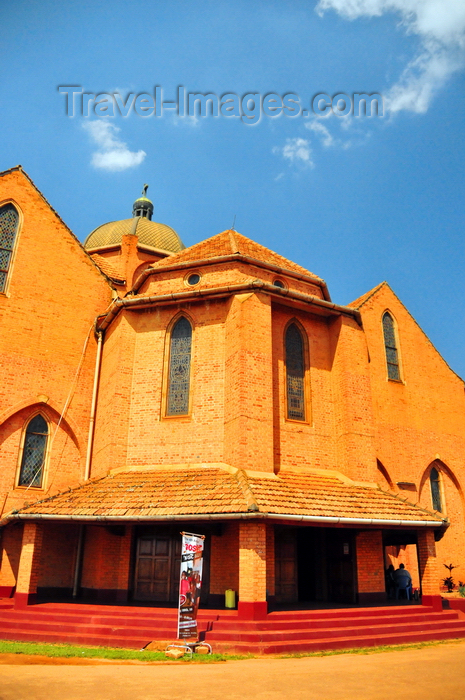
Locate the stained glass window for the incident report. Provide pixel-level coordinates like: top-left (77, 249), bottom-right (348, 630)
top-left (19, 415), bottom-right (48, 488)
top-left (286, 323), bottom-right (305, 421)
top-left (0, 204), bottom-right (19, 293)
top-left (166, 317), bottom-right (192, 416)
top-left (430, 467), bottom-right (442, 512)
top-left (382, 312), bottom-right (400, 381)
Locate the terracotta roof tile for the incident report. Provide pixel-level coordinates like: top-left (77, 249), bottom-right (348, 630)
top-left (152, 230), bottom-right (322, 281)
top-left (90, 254), bottom-right (125, 282)
top-left (11, 468), bottom-right (443, 525)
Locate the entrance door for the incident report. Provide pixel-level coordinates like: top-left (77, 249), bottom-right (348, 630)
top-left (134, 535), bottom-right (181, 602)
top-left (275, 530), bottom-right (298, 602)
top-left (326, 530), bottom-right (356, 604)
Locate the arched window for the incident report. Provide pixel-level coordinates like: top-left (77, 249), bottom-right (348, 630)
top-left (0, 204), bottom-right (19, 293)
top-left (285, 323), bottom-right (306, 421)
top-left (430, 466), bottom-right (442, 512)
top-left (166, 317), bottom-right (192, 416)
top-left (382, 312), bottom-right (400, 381)
top-left (18, 415), bottom-right (48, 488)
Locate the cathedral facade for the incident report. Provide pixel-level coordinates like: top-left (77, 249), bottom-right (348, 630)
top-left (1, 166), bottom-right (464, 617)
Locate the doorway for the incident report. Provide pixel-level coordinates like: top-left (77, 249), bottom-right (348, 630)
top-left (275, 527), bottom-right (357, 604)
top-left (134, 534), bottom-right (181, 602)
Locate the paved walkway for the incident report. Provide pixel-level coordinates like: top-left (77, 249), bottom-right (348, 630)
top-left (1, 641), bottom-right (464, 700)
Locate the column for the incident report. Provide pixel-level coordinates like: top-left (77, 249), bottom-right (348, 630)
top-left (15, 522), bottom-right (43, 608)
top-left (418, 529), bottom-right (442, 610)
top-left (238, 521), bottom-right (267, 619)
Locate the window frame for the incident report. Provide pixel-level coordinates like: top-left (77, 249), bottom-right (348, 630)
top-left (284, 319), bottom-right (311, 424)
top-left (16, 412), bottom-right (50, 490)
top-left (382, 311), bottom-right (402, 382)
top-left (430, 465), bottom-right (444, 513)
top-left (163, 313), bottom-right (194, 419)
top-left (0, 201), bottom-right (21, 297)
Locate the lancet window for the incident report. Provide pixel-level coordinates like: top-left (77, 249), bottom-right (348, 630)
top-left (285, 323), bottom-right (306, 421)
top-left (0, 204), bottom-right (19, 293)
top-left (166, 317), bottom-right (192, 416)
top-left (18, 415), bottom-right (48, 488)
top-left (382, 312), bottom-right (400, 381)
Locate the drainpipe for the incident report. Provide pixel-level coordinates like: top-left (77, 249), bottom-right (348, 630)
top-left (72, 524), bottom-right (85, 598)
top-left (84, 331), bottom-right (103, 481)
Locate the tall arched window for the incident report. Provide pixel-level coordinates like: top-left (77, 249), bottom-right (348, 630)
top-left (0, 204), bottom-right (19, 293)
top-left (382, 312), bottom-right (400, 381)
top-left (285, 323), bottom-right (306, 421)
top-left (166, 317), bottom-right (192, 416)
top-left (430, 466), bottom-right (442, 512)
top-left (18, 415), bottom-right (48, 488)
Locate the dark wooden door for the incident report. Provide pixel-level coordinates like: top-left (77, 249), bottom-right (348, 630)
top-left (275, 530), bottom-right (298, 602)
top-left (134, 535), bottom-right (181, 602)
top-left (326, 530), bottom-right (356, 603)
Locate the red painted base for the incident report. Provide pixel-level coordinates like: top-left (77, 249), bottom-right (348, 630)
top-left (14, 592), bottom-right (37, 609)
top-left (0, 586), bottom-right (15, 598)
top-left (238, 601), bottom-right (268, 620)
top-left (422, 595), bottom-right (443, 612)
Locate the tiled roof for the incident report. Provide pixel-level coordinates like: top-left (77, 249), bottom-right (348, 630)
top-left (348, 282), bottom-right (386, 309)
top-left (247, 471), bottom-right (441, 522)
top-left (153, 230), bottom-right (322, 281)
top-left (90, 254), bottom-right (125, 282)
top-left (9, 467), bottom-right (443, 524)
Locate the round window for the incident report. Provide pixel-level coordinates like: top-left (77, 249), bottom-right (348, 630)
top-left (273, 279), bottom-right (285, 289)
top-left (187, 273), bottom-right (201, 286)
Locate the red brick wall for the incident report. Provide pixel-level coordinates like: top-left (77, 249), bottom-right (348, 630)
top-left (356, 530), bottom-right (385, 594)
top-left (0, 523), bottom-right (23, 590)
top-left (238, 521), bottom-right (267, 602)
top-left (0, 169), bottom-right (112, 512)
top-left (210, 522), bottom-right (239, 595)
top-left (37, 523), bottom-right (78, 588)
top-left (81, 525), bottom-right (132, 591)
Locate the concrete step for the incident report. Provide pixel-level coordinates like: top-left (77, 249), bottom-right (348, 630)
top-left (210, 610), bottom-right (457, 631)
top-left (206, 618), bottom-right (465, 643)
top-left (210, 626), bottom-right (465, 655)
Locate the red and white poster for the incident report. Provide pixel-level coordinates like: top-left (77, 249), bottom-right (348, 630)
top-left (177, 531), bottom-right (205, 640)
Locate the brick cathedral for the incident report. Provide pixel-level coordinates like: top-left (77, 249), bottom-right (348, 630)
top-left (1, 165), bottom-right (464, 622)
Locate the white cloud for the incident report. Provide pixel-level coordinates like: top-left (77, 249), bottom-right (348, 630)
top-left (305, 118), bottom-right (334, 146)
top-left (316, 0), bottom-right (465, 114)
top-left (273, 138), bottom-right (314, 167)
top-left (82, 121), bottom-right (146, 172)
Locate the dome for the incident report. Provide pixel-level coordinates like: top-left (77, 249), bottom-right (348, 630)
top-left (84, 217), bottom-right (185, 253)
top-left (84, 184), bottom-right (185, 253)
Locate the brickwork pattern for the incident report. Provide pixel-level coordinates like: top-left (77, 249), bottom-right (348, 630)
top-left (16, 522), bottom-right (43, 594)
top-left (417, 529), bottom-right (440, 595)
top-left (239, 521), bottom-right (267, 602)
top-left (210, 522), bottom-right (239, 595)
top-left (356, 530), bottom-right (385, 593)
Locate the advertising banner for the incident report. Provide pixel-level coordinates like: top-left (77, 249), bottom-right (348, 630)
top-left (177, 531), bottom-right (205, 640)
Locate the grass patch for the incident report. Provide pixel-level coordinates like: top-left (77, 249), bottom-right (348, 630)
top-left (0, 639), bottom-right (250, 663)
top-left (278, 637), bottom-right (465, 659)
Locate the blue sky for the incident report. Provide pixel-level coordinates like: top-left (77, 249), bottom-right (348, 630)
top-left (2, 0), bottom-right (465, 375)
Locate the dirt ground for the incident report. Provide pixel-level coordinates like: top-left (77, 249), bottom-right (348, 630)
top-left (0, 641), bottom-right (464, 700)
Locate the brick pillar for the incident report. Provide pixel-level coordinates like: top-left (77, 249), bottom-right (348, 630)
top-left (418, 529), bottom-right (442, 610)
top-left (238, 521), bottom-right (267, 619)
top-left (224, 293), bottom-right (274, 473)
top-left (356, 530), bottom-right (386, 604)
top-left (115, 525), bottom-right (133, 602)
top-left (15, 522), bottom-right (43, 608)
